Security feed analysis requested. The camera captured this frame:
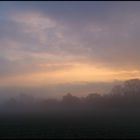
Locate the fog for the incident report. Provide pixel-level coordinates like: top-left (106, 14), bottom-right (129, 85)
top-left (0, 80), bottom-right (121, 103)
top-left (0, 79), bottom-right (140, 138)
top-left (0, 79), bottom-right (139, 114)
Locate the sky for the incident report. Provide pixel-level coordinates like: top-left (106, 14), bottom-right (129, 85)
top-left (0, 1), bottom-right (140, 98)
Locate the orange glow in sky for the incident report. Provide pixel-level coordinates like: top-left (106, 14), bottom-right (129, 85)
top-left (1, 63), bottom-right (140, 87)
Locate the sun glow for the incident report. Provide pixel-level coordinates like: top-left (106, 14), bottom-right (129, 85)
top-left (1, 63), bottom-right (140, 87)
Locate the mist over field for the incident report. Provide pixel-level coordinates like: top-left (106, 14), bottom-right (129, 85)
top-left (0, 79), bottom-right (139, 139)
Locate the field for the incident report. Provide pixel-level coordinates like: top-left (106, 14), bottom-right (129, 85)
top-left (0, 110), bottom-right (140, 139)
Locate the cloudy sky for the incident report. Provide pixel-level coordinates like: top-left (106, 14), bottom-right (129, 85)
top-left (0, 1), bottom-right (140, 98)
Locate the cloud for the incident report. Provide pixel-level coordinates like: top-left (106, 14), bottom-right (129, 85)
top-left (0, 2), bottom-right (140, 88)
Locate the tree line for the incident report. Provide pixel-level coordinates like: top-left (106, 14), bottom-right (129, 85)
top-left (2, 79), bottom-right (140, 112)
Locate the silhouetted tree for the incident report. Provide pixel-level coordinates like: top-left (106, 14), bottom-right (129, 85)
top-left (84, 93), bottom-right (101, 107)
top-left (123, 79), bottom-right (140, 97)
top-left (108, 79), bottom-right (140, 108)
top-left (62, 93), bottom-right (81, 108)
top-left (110, 85), bottom-right (124, 97)
top-left (1, 78), bottom-right (140, 113)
